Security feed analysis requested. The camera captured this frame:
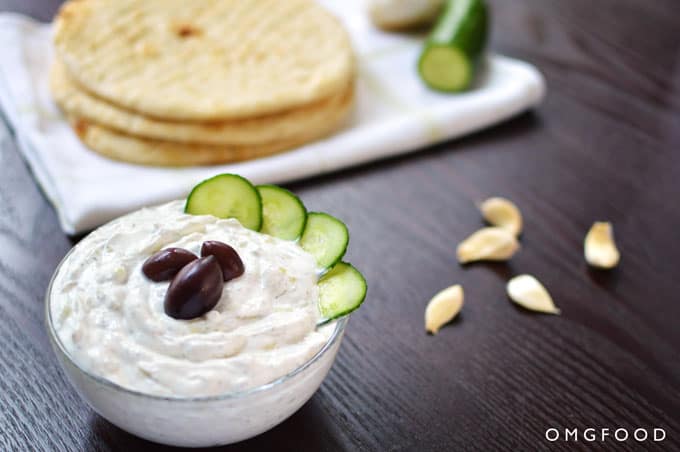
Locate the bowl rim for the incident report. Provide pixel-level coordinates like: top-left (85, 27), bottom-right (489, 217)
top-left (45, 246), bottom-right (348, 403)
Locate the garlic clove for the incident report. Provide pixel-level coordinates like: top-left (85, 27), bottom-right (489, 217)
top-left (506, 274), bottom-right (560, 315)
top-left (456, 227), bottom-right (520, 264)
top-left (425, 284), bottom-right (464, 334)
top-left (479, 197), bottom-right (523, 237)
top-left (584, 222), bottom-right (620, 269)
top-left (368, 0), bottom-right (443, 31)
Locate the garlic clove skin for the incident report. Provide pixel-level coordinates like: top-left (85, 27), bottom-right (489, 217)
top-left (479, 197), bottom-right (523, 237)
top-left (506, 274), bottom-right (560, 315)
top-left (425, 285), bottom-right (464, 334)
top-left (584, 222), bottom-right (620, 269)
top-left (456, 227), bottom-right (520, 264)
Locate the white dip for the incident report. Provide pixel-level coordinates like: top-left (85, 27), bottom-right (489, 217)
top-left (50, 201), bottom-right (332, 397)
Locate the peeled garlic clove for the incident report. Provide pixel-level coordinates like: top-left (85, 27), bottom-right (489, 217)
top-left (479, 197), bottom-right (523, 237)
top-left (584, 222), bottom-right (620, 269)
top-left (425, 285), bottom-right (464, 334)
top-left (456, 227), bottom-right (520, 264)
top-left (506, 274), bottom-right (560, 315)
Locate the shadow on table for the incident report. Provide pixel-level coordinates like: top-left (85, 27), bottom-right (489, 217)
top-left (586, 265), bottom-right (620, 290)
top-left (87, 396), bottom-right (343, 451)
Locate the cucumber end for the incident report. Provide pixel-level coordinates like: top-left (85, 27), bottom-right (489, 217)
top-left (418, 45), bottom-right (472, 92)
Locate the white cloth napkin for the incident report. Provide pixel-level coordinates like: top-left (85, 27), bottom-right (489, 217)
top-left (0, 0), bottom-right (545, 234)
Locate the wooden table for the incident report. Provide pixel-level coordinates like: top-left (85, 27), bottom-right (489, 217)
top-left (1, 0), bottom-right (679, 450)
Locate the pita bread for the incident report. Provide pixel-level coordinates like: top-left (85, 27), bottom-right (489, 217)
top-left (54, 0), bottom-right (355, 120)
top-left (50, 60), bottom-right (353, 146)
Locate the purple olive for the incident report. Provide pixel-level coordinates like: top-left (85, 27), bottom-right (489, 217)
top-left (142, 248), bottom-right (198, 282)
top-left (200, 241), bottom-right (245, 281)
top-left (164, 256), bottom-right (224, 320)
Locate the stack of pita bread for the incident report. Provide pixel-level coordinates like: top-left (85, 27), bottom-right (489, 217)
top-left (50, 0), bottom-right (355, 166)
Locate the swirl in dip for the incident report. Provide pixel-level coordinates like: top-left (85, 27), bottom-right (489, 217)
top-left (50, 201), bottom-right (332, 397)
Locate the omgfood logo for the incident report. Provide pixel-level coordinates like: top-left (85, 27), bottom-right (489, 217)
top-left (545, 428), bottom-right (666, 443)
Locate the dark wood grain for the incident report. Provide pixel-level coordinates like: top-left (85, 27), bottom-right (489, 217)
top-left (1, 0), bottom-right (679, 451)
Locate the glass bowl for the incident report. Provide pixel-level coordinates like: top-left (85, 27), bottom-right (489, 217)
top-left (45, 248), bottom-right (348, 447)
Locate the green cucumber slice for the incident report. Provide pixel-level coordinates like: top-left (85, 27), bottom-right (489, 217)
top-left (318, 262), bottom-right (367, 321)
top-left (418, 0), bottom-right (488, 92)
top-left (299, 212), bottom-right (348, 270)
top-left (185, 174), bottom-right (262, 230)
top-left (257, 185), bottom-right (307, 240)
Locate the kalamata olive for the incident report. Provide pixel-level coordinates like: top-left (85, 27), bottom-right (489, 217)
top-left (142, 248), bottom-right (198, 282)
top-left (164, 256), bottom-right (224, 320)
top-left (200, 241), bottom-right (245, 281)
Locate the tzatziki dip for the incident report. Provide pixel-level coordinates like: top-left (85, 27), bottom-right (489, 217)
top-left (50, 200), bottom-right (333, 397)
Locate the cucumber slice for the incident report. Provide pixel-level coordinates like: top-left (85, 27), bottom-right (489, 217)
top-left (318, 262), bottom-right (367, 321)
top-left (257, 185), bottom-right (307, 240)
top-left (299, 212), bottom-right (349, 270)
top-left (185, 174), bottom-right (262, 230)
top-left (418, 0), bottom-right (488, 92)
